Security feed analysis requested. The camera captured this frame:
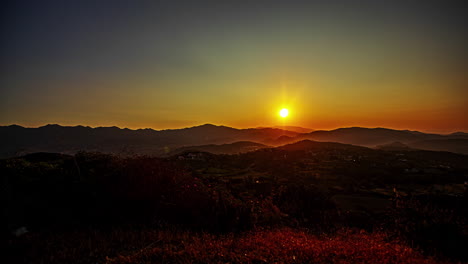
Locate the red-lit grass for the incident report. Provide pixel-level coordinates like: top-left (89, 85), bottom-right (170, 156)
top-left (107, 228), bottom-right (447, 264)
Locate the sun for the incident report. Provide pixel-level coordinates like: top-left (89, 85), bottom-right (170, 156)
top-left (279, 108), bottom-right (289, 118)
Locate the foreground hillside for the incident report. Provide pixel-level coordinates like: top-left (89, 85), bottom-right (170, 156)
top-left (3, 144), bottom-right (468, 263)
top-left (108, 229), bottom-right (445, 264)
top-left (8, 228), bottom-right (447, 264)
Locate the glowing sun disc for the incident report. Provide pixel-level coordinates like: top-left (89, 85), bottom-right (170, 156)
top-left (279, 108), bottom-right (289, 118)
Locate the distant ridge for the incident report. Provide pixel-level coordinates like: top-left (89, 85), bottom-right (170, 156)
top-left (278, 139), bottom-right (371, 152)
top-left (409, 139), bottom-right (468, 155)
top-left (449, 132), bottom-right (468, 137)
top-left (0, 124), bottom-right (298, 158)
top-left (1, 124), bottom-right (467, 157)
top-left (302, 127), bottom-right (467, 147)
top-left (257, 126), bottom-right (314, 133)
top-left (376, 141), bottom-right (413, 151)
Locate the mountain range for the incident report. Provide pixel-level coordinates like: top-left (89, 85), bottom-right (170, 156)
top-left (1, 124), bottom-right (467, 158)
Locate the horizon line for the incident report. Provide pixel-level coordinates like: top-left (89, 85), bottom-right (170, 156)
top-left (1, 123), bottom-right (466, 135)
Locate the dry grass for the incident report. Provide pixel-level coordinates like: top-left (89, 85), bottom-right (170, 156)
top-left (106, 228), bottom-right (447, 264)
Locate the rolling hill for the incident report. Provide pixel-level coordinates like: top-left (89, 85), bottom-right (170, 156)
top-left (408, 138), bottom-right (468, 155)
top-left (0, 124), bottom-right (296, 158)
top-left (168, 141), bottom-right (269, 155)
top-left (277, 139), bottom-right (371, 152)
top-left (1, 124), bottom-right (467, 157)
top-left (297, 127), bottom-right (468, 153)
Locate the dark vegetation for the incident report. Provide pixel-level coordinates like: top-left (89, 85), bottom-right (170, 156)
top-left (3, 141), bottom-right (468, 263)
top-left (167, 141), bottom-right (268, 155)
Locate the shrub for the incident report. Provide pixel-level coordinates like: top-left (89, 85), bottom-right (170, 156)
top-left (387, 192), bottom-right (468, 261)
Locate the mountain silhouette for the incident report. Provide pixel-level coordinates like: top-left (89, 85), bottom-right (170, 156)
top-left (1, 124), bottom-right (467, 157)
top-left (376, 141), bottom-right (413, 151)
top-left (277, 140), bottom-right (371, 152)
top-left (300, 127), bottom-right (468, 147)
top-left (0, 124), bottom-right (297, 157)
top-left (408, 139), bottom-right (468, 155)
top-left (257, 126), bottom-right (314, 133)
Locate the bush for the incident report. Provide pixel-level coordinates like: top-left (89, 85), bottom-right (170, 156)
top-left (387, 192), bottom-right (468, 261)
top-left (274, 183), bottom-right (337, 227)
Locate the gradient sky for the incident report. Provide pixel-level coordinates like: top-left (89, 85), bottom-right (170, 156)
top-left (1, 0), bottom-right (467, 133)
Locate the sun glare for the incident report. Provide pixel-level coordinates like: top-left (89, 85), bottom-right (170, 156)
top-left (279, 108), bottom-right (289, 118)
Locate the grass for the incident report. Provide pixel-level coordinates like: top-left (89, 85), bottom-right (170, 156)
top-left (107, 228), bottom-right (448, 264)
top-left (8, 228), bottom-right (448, 264)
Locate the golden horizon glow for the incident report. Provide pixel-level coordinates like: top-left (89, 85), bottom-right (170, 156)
top-left (279, 108), bottom-right (289, 118)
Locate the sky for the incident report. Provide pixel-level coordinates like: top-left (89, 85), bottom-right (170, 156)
top-left (1, 0), bottom-right (467, 133)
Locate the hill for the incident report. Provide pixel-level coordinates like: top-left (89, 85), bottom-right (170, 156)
top-left (0, 124), bottom-right (297, 158)
top-left (294, 127), bottom-right (468, 154)
top-left (4, 143), bottom-right (468, 263)
top-left (168, 141), bottom-right (269, 155)
top-left (1, 124), bottom-right (467, 157)
top-left (302, 127), bottom-right (438, 146)
top-left (258, 125), bottom-right (315, 133)
top-left (277, 139), bottom-right (371, 152)
top-left (409, 138), bottom-right (468, 155)
top-left (376, 141), bottom-right (413, 151)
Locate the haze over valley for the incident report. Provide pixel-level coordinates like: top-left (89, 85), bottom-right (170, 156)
top-left (2, 124), bottom-right (468, 158)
